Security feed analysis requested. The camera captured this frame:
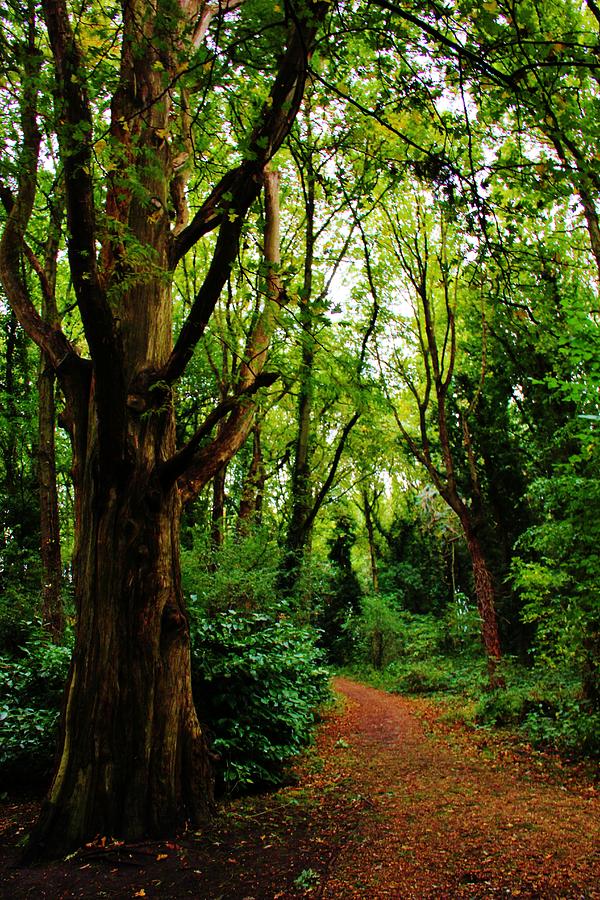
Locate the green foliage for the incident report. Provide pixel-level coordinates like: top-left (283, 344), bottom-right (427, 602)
top-left (472, 660), bottom-right (600, 757)
top-left (190, 609), bottom-right (330, 792)
top-left (475, 684), bottom-right (532, 727)
top-left (316, 516), bottom-right (363, 664)
top-left (0, 607), bottom-right (331, 793)
top-left (181, 528), bottom-right (281, 616)
top-left (522, 699), bottom-right (600, 757)
top-left (390, 661), bottom-right (451, 695)
top-left (293, 868), bottom-right (320, 890)
top-left (376, 502), bottom-right (455, 615)
top-left (354, 595), bottom-right (480, 670)
top-left (349, 598), bottom-right (486, 695)
top-left (0, 633), bottom-right (72, 786)
top-left (355, 594), bottom-right (404, 669)
top-left (512, 457), bottom-right (600, 705)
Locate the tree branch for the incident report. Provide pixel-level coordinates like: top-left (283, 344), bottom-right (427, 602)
top-left (304, 411), bottom-right (361, 533)
top-left (169, 0), bottom-right (329, 269)
top-left (41, 0), bottom-right (126, 463)
top-left (0, 21), bottom-right (81, 377)
top-left (161, 163), bottom-right (284, 497)
top-left (369, 0), bottom-right (516, 89)
top-left (158, 372), bottom-right (279, 489)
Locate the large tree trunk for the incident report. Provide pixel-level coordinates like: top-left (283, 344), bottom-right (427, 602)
top-left (28, 402), bottom-right (214, 858)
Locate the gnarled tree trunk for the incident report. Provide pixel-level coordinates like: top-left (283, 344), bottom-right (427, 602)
top-left (30, 400), bottom-right (213, 857)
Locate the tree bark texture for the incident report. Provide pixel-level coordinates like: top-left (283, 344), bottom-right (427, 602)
top-left (29, 407), bottom-right (214, 856)
top-left (461, 519), bottom-right (503, 685)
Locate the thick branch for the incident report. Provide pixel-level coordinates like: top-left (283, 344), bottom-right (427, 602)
top-left (158, 372), bottom-right (278, 488)
top-left (167, 164), bottom-right (285, 499)
top-left (170, 0), bottom-right (329, 269)
top-left (42, 0), bottom-right (126, 462)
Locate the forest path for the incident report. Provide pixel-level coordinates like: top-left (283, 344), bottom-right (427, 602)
top-left (316, 678), bottom-right (599, 898)
top-left (1, 677), bottom-right (598, 898)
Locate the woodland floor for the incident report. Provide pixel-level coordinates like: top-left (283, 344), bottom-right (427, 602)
top-left (0, 677), bottom-right (598, 899)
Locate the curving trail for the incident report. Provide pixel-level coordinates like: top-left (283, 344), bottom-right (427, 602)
top-left (320, 677), bottom-right (599, 898)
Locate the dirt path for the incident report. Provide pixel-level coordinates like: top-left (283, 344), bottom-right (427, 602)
top-left (1, 677), bottom-right (598, 898)
top-left (321, 678), bottom-right (599, 898)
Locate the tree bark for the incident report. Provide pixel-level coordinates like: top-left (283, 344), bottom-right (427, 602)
top-left (27, 402), bottom-right (214, 858)
top-left (237, 424), bottom-right (266, 534)
top-left (461, 520), bottom-right (503, 685)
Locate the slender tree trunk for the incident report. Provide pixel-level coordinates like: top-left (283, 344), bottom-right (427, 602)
top-left (372, 628), bottom-right (384, 669)
top-left (237, 424), bottom-right (265, 534)
top-left (280, 353), bottom-right (314, 583)
top-left (362, 489), bottom-right (379, 593)
top-left (211, 463), bottom-right (227, 551)
top-left (3, 311), bottom-right (20, 490)
top-left (460, 517), bottom-right (503, 685)
top-left (38, 358), bottom-right (63, 641)
top-left (279, 163), bottom-right (316, 593)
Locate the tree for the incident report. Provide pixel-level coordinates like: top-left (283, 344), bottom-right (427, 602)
top-left (0, 0), bottom-right (329, 857)
top-left (367, 195), bottom-right (504, 681)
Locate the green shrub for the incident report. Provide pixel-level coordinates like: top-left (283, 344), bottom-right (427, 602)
top-left (181, 528), bottom-right (281, 615)
top-left (0, 634), bottom-right (72, 786)
top-left (190, 609), bottom-right (330, 792)
top-left (0, 706), bottom-right (60, 784)
top-left (523, 699), bottom-right (600, 757)
top-left (355, 594), bottom-right (404, 669)
top-left (353, 600), bottom-right (447, 669)
top-left (390, 661), bottom-right (450, 694)
top-left (0, 608), bottom-right (330, 794)
top-left (475, 685), bottom-right (531, 726)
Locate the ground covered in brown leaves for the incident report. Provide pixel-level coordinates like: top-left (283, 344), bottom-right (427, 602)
top-left (1, 677), bottom-right (598, 898)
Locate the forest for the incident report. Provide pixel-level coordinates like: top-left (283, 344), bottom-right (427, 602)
top-left (0, 0), bottom-right (599, 878)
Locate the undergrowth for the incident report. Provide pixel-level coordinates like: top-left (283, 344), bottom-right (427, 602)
top-left (343, 598), bottom-right (600, 759)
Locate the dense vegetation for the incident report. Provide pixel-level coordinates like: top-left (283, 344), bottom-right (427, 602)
top-left (0, 0), bottom-right (598, 856)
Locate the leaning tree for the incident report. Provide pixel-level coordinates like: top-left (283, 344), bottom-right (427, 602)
top-left (0, 0), bottom-right (329, 857)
